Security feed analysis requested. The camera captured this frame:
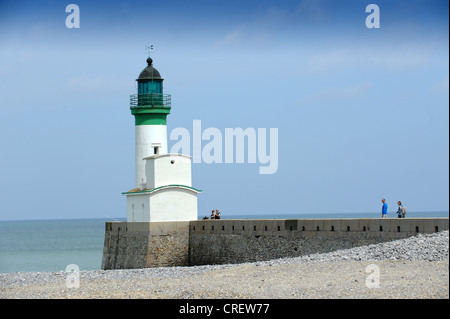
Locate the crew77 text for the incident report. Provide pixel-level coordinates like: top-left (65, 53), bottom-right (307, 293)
top-left (224, 303), bottom-right (270, 314)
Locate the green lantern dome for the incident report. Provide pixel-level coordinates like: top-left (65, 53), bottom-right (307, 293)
top-left (138, 58), bottom-right (163, 81)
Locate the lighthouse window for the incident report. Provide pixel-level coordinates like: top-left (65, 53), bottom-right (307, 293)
top-left (149, 82), bottom-right (162, 94)
top-left (139, 82), bottom-right (149, 94)
top-left (138, 81), bottom-right (163, 95)
top-left (139, 82), bottom-right (146, 94)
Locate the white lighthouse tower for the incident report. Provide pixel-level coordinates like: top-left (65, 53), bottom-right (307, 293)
top-left (123, 57), bottom-right (201, 222)
top-left (131, 57), bottom-right (169, 188)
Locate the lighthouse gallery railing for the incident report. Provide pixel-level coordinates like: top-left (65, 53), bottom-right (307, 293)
top-left (130, 93), bottom-right (171, 108)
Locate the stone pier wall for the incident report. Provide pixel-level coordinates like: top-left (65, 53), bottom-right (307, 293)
top-left (188, 218), bottom-right (449, 265)
top-left (102, 218), bottom-right (449, 270)
top-left (101, 221), bottom-right (190, 270)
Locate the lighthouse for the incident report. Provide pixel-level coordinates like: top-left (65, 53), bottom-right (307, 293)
top-left (123, 57), bottom-right (201, 222)
top-left (130, 57), bottom-right (170, 187)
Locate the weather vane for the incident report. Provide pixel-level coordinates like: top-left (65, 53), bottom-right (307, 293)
top-left (145, 44), bottom-right (154, 58)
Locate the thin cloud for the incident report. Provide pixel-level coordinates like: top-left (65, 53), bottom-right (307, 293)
top-left (429, 77), bottom-right (449, 94)
top-left (308, 45), bottom-right (434, 73)
top-left (64, 74), bottom-right (131, 93)
top-left (295, 0), bottom-right (331, 23)
top-left (213, 6), bottom-right (291, 50)
top-left (299, 82), bottom-right (371, 105)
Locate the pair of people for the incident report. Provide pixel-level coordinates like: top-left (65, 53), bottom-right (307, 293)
top-left (211, 209), bottom-right (221, 219)
top-left (381, 198), bottom-right (407, 218)
top-left (202, 210), bottom-right (221, 220)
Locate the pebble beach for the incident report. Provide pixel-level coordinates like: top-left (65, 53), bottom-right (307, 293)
top-left (1, 231), bottom-right (448, 299)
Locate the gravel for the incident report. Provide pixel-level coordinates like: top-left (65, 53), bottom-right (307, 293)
top-left (1, 231), bottom-right (448, 299)
top-left (265, 229), bottom-right (449, 265)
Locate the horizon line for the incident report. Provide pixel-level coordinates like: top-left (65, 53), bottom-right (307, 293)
top-left (1, 210), bottom-right (449, 222)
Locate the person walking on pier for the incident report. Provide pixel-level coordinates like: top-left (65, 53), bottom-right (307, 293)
top-left (381, 198), bottom-right (388, 218)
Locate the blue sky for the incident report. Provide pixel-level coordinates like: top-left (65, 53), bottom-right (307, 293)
top-left (0, 0), bottom-right (448, 220)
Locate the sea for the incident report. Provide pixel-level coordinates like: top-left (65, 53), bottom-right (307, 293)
top-left (0, 211), bottom-right (448, 274)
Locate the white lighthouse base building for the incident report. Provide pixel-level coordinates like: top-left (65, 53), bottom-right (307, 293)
top-left (123, 154), bottom-right (201, 222)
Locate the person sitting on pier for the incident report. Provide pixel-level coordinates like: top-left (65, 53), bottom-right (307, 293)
top-left (211, 210), bottom-right (216, 220)
top-left (215, 209), bottom-right (221, 220)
